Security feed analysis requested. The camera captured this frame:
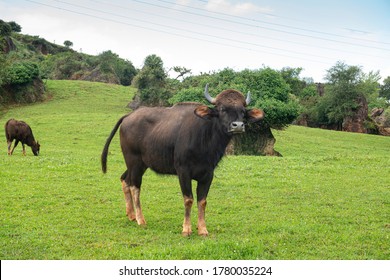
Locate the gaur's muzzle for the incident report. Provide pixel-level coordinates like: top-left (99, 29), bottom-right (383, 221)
top-left (229, 121), bottom-right (245, 134)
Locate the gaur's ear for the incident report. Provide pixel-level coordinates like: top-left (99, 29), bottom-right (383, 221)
top-left (246, 108), bottom-right (265, 122)
top-left (194, 105), bottom-right (217, 120)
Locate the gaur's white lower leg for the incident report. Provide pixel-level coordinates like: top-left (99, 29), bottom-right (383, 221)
top-left (130, 186), bottom-right (146, 225)
top-left (197, 198), bottom-right (208, 236)
top-left (182, 196), bottom-right (193, 236)
top-left (121, 180), bottom-right (136, 221)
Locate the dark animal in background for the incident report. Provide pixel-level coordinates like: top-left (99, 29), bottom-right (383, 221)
top-left (5, 119), bottom-right (40, 156)
top-left (101, 84), bottom-right (264, 236)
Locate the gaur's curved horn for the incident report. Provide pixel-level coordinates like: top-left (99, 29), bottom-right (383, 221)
top-left (204, 84), bottom-right (216, 104)
top-left (245, 91), bottom-right (251, 106)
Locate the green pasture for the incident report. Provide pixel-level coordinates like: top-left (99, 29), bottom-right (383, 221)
top-left (0, 80), bottom-right (389, 259)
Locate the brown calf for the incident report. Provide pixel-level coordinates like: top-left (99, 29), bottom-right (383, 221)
top-left (5, 119), bottom-right (40, 156)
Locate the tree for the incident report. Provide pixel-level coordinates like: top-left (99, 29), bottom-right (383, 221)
top-left (96, 50), bottom-right (137, 85)
top-left (317, 61), bottom-right (380, 131)
top-left (118, 60), bottom-right (137, 86)
top-left (380, 76), bottom-right (390, 101)
top-left (280, 67), bottom-right (306, 97)
top-left (8, 21), bottom-right (21, 32)
top-left (131, 54), bottom-right (171, 107)
top-left (241, 68), bottom-right (299, 129)
top-left (321, 62), bottom-right (363, 124)
top-left (63, 40), bottom-right (73, 48)
top-left (97, 50), bottom-right (116, 73)
top-left (0, 20), bottom-right (12, 37)
top-left (172, 66), bottom-right (192, 80)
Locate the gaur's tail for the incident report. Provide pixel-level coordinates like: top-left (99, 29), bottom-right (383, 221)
top-left (4, 119), bottom-right (12, 141)
top-left (101, 114), bottom-right (128, 173)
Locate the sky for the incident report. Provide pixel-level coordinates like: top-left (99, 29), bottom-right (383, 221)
top-left (1, 0), bottom-right (390, 82)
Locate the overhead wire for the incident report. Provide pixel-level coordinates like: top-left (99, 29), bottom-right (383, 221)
top-left (55, 0), bottom-right (390, 55)
top-left (87, 0), bottom-right (389, 59)
top-left (25, 0), bottom-right (334, 64)
top-left (23, 0), bottom-right (389, 68)
top-left (133, 0), bottom-right (390, 51)
top-left (193, 0), bottom-right (390, 43)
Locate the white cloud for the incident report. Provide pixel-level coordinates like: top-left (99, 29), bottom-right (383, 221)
top-left (175, 0), bottom-right (192, 5)
top-left (205, 0), bottom-right (272, 16)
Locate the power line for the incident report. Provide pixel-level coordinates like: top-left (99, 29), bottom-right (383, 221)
top-left (30, 0), bottom-right (334, 60)
top-left (86, 0), bottom-right (389, 60)
top-left (194, 0), bottom-right (390, 40)
top-left (131, 0), bottom-right (390, 52)
top-left (24, 0), bottom-right (334, 65)
top-left (52, 0), bottom-right (390, 55)
top-left (22, 0), bottom-right (390, 76)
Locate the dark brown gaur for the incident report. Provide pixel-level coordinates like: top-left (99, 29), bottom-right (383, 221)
top-left (5, 119), bottom-right (40, 156)
top-left (101, 84), bottom-right (264, 236)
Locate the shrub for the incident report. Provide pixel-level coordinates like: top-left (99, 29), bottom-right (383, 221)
top-left (132, 54), bottom-right (171, 107)
top-left (6, 61), bottom-right (39, 84)
top-left (169, 67), bottom-right (300, 155)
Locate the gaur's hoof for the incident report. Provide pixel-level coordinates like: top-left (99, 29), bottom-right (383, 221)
top-left (182, 231), bottom-right (192, 237)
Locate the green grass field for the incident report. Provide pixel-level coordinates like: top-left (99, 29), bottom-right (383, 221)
top-left (1, 80), bottom-right (389, 260)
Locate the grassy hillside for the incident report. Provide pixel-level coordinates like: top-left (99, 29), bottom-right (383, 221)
top-left (1, 80), bottom-right (389, 260)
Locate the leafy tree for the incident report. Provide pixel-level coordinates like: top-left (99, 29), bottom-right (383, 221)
top-left (380, 76), bottom-right (390, 101)
top-left (280, 67), bottom-right (306, 97)
top-left (172, 66), bottom-right (192, 80)
top-left (119, 61), bottom-right (137, 86)
top-left (317, 61), bottom-right (380, 127)
top-left (63, 40), bottom-right (73, 48)
top-left (97, 50), bottom-right (117, 73)
top-left (42, 51), bottom-right (84, 79)
top-left (0, 20), bottom-right (12, 37)
top-left (96, 50), bottom-right (136, 85)
top-left (135, 54), bottom-right (167, 87)
top-left (233, 68), bottom-right (299, 128)
top-left (362, 70), bottom-right (382, 110)
top-left (131, 54), bottom-right (171, 107)
top-left (8, 21), bottom-right (21, 32)
top-left (293, 83), bottom-right (320, 126)
top-left (322, 62), bottom-right (363, 125)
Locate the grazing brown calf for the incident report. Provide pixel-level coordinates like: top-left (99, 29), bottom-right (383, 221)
top-left (102, 84), bottom-right (264, 236)
top-left (5, 119), bottom-right (40, 156)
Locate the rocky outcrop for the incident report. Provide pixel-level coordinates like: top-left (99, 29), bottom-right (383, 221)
top-left (0, 78), bottom-right (45, 105)
top-left (342, 96), bottom-right (368, 133)
top-left (371, 107), bottom-right (390, 136)
top-left (2, 37), bottom-right (16, 53)
top-left (226, 122), bottom-right (282, 156)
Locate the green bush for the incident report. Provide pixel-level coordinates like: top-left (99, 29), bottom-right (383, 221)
top-left (255, 98), bottom-right (300, 129)
top-left (132, 54), bottom-right (172, 106)
top-left (169, 87), bottom-right (206, 104)
top-left (6, 61), bottom-right (39, 84)
top-left (167, 67), bottom-right (299, 155)
top-left (171, 67), bottom-right (299, 129)
top-left (0, 20), bottom-right (12, 37)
